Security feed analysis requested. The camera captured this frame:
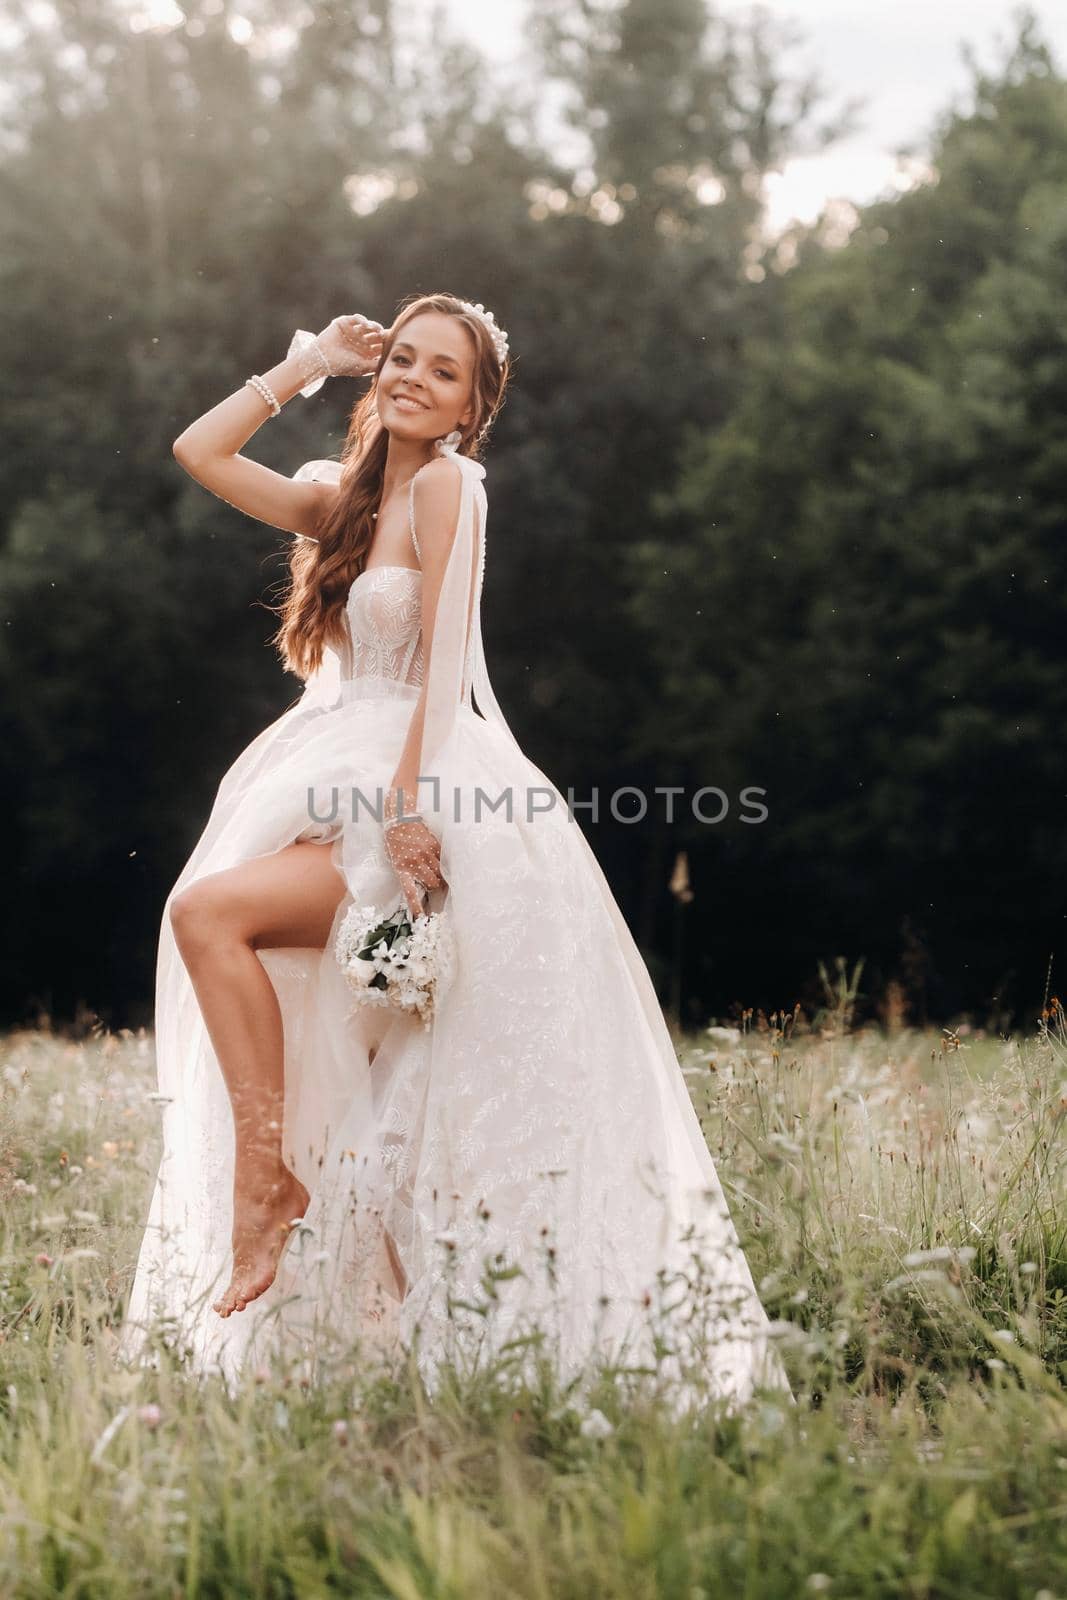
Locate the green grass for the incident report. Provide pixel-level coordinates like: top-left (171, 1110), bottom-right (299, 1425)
top-left (2, 1002), bottom-right (1067, 1597)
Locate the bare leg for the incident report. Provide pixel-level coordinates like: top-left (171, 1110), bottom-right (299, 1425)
top-left (169, 840), bottom-right (345, 1318)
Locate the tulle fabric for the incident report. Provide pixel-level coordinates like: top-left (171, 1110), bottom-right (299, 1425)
top-left (117, 451), bottom-right (794, 1416)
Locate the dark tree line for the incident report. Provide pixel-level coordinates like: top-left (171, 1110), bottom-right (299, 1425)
top-left (0, 0), bottom-right (1062, 1031)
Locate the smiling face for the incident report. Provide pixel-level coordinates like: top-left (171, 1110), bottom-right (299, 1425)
top-left (378, 310), bottom-right (476, 442)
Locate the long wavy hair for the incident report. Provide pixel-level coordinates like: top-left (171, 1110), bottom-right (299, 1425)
top-left (268, 292), bottom-right (510, 683)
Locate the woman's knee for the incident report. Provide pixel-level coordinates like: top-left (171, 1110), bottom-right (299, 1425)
top-left (169, 844), bottom-right (344, 958)
top-left (169, 878), bottom-right (241, 956)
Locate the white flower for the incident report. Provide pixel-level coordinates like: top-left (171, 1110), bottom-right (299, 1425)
top-left (579, 1409), bottom-right (615, 1440)
top-left (344, 956), bottom-right (379, 989)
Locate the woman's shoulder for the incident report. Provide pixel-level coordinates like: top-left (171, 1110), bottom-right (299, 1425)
top-left (415, 455), bottom-right (461, 485)
top-left (416, 453), bottom-right (487, 491)
top-left (410, 456), bottom-right (463, 524)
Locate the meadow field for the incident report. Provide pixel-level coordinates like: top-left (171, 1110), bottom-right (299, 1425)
top-left (2, 995), bottom-right (1067, 1598)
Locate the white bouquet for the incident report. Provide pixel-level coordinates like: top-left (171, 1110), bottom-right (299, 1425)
top-left (334, 898), bottom-right (457, 1030)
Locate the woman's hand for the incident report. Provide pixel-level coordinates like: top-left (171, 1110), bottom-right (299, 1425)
top-left (314, 313), bottom-right (386, 379)
top-left (384, 817), bottom-right (447, 921)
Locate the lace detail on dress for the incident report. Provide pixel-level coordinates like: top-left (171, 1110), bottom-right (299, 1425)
top-left (346, 568), bottom-right (424, 686)
top-left (339, 465), bottom-right (427, 686)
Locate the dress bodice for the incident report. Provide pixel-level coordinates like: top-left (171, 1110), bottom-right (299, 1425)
top-left (339, 465), bottom-right (426, 687)
top-left (344, 565), bottom-right (423, 686)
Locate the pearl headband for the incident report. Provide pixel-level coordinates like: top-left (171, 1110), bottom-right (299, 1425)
top-left (455, 300), bottom-right (509, 366)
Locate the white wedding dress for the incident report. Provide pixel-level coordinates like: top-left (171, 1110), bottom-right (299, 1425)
top-left (117, 448), bottom-right (793, 1414)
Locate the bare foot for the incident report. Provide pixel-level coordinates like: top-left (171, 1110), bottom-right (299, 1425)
top-left (213, 1165), bottom-right (311, 1318)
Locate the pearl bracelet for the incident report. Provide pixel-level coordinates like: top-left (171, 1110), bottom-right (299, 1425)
top-left (246, 374), bottom-right (281, 416)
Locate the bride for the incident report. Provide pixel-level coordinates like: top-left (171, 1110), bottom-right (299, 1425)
top-left (117, 292), bottom-right (793, 1412)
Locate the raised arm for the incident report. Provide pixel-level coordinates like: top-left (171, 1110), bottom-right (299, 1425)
top-left (171, 315), bottom-right (384, 539)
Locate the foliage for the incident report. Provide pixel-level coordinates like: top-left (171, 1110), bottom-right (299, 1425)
top-left (628, 16), bottom-right (1067, 1025)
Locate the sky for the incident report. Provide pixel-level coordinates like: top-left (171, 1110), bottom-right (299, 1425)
top-left (420, 0), bottom-right (1067, 237)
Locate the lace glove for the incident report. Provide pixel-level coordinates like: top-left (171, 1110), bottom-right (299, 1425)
top-left (287, 314), bottom-right (386, 397)
top-left (383, 795), bottom-right (447, 920)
